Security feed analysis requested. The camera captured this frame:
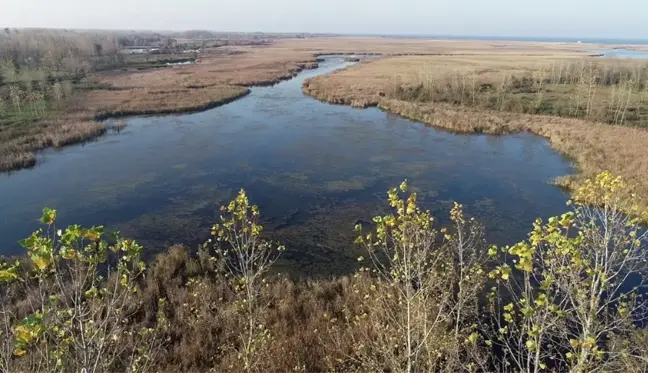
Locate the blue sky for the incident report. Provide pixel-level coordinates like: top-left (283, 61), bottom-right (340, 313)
top-left (2, 0), bottom-right (647, 39)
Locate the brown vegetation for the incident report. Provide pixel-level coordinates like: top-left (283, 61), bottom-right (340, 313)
top-left (3, 174), bottom-right (648, 372)
top-left (0, 119), bottom-right (105, 172)
top-left (386, 59), bottom-right (648, 127)
top-left (90, 86), bottom-right (250, 119)
top-left (303, 54), bottom-right (648, 207)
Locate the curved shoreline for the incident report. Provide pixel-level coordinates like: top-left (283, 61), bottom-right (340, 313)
top-left (93, 89), bottom-right (252, 121)
top-left (301, 65), bottom-right (648, 213)
top-left (1, 59), bottom-right (324, 174)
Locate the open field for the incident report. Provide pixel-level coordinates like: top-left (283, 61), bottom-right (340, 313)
top-left (303, 53), bottom-right (648, 208)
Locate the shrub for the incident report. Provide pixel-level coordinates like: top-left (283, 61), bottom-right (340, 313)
top-left (0, 209), bottom-right (166, 373)
top-left (488, 171), bottom-right (648, 372)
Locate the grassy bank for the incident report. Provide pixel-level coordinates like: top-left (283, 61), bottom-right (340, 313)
top-left (303, 54), bottom-right (648, 207)
top-left (91, 85), bottom-right (250, 119)
top-left (387, 59), bottom-right (648, 127)
top-left (0, 118), bottom-right (106, 172)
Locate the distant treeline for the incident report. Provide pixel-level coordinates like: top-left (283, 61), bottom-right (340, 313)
top-left (0, 28), bottom-right (122, 77)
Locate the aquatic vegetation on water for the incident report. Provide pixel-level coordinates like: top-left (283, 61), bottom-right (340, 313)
top-left (0, 58), bottom-right (575, 281)
top-left (326, 178), bottom-right (370, 192)
top-left (1, 172), bottom-right (648, 372)
top-left (304, 54), bottom-right (648, 214)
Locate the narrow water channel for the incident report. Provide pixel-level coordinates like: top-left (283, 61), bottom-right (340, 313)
top-left (0, 57), bottom-right (574, 276)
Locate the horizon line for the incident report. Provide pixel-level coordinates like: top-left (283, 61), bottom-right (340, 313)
top-left (2, 26), bottom-right (647, 42)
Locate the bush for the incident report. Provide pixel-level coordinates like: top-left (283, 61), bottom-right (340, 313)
top-left (0, 208), bottom-right (166, 373)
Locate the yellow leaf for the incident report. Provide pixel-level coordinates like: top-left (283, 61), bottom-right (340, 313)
top-left (32, 256), bottom-right (49, 271)
top-left (0, 269), bottom-right (18, 282)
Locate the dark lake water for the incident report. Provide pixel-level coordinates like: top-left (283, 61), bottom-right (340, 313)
top-left (0, 58), bottom-right (575, 276)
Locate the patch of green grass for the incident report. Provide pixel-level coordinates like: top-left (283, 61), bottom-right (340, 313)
top-left (0, 101), bottom-right (59, 132)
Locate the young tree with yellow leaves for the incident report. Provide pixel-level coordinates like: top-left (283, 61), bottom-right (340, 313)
top-left (488, 171), bottom-right (648, 373)
top-left (0, 208), bottom-right (166, 373)
top-left (208, 190), bottom-right (285, 372)
top-left (340, 181), bottom-right (489, 373)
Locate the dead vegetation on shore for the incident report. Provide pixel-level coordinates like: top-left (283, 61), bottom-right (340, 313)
top-left (89, 85), bottom-right (250, 119)
top-left (0, 120), bottom-right (105, 172)
top-left (0, 45), bottom-right (323, 171)
top-left (303, 54), bottom-right (648, 206)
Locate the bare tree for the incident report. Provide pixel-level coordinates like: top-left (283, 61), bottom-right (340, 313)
top-left (9, 85), bottom-right (21, 114)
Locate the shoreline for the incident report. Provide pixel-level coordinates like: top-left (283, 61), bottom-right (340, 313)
top-left (0, 57), bottom-right (324, 174)
top-left (93, 88), bottom-right (252, 121)
top-left (300, 56), bottom-right (648, 212)
top-left (0, 37), bottom-right (617, 175)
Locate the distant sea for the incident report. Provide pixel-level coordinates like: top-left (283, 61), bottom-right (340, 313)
top-left (372, 34), bottom-right (648, 45)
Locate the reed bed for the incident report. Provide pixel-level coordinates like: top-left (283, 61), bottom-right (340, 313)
top-left (388, 59), bottom-right (648, 127)
top-left (89, 86), bottom-right (250, 119)
top-left (0, 121), bottom-right (104, 172)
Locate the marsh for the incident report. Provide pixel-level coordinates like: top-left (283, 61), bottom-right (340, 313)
top-left (0, 58), bottom-right (574, 276)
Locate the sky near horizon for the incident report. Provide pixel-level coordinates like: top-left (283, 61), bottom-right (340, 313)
top-left (2, 0), bottom-right (647, 39)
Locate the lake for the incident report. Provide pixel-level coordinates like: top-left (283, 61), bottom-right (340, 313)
top-left (594, 48), bottom-right (648, 59)
top-left (0, 57), bottom-right (574, 276)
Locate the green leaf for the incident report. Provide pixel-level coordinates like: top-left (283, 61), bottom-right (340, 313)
top-left (40, 208), bottom-right (57, 224)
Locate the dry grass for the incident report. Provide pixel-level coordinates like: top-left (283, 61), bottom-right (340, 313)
top-left (0, 149), bottom-right (36, 171)
top-left (89, 86), bottom-right (250, 119)
top-left (119, 245), bottom-right (364, 372)
top-left (304, 54), bottom-right (586, 107)
top-left (98, 51), bottom-right (319, 89)
top-left (0, 120), bottom-right (105, 172)
top-left (82, 48), bottom-right (324, 118)
top-left (39, 121), bottom-right (106, 147)
top-left (303, 54), bottom-right (648, 206)
top-left (272, 37), bottom-right (593, 56)
top-left (385, 59), bottom-right (648, 126)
